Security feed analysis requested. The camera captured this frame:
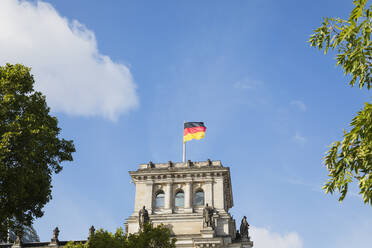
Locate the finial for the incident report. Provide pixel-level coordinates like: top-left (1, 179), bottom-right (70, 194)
top-left (148, 161), bottom-right (154, 168)
top-left (187, 160), bottom-right (191, 167)
top-left (168, 161), bottom-right (173, 167)
top-left (51, 227), bottom-right (59, 244)
top-left (207, 159), bottom-right (212, 166)
top-left (14, 233), bottom-right (22, 245)
top-left (89, 225), bottom-right (95, 238)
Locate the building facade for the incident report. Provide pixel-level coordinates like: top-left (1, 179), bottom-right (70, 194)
top-left (125, 160), bottom-right (253, 248)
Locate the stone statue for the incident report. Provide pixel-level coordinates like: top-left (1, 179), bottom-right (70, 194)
top-left (207, 158), bottom-right (212, 166)
top-left (14, 234), bottom-right (22, 245)
top-left (51, 227), bottom-right (59, 243)
top-left (89, 225), bottom-right (95, 237)
top-left (235, 230), bottom-right (241, 240)
top-left (239, 216), bottom-right (249, 240)
top-left (138, 206), bottom-right (150, 230)
top-left (203, 204), bottom-right (214, 228)
top-left (148, 161), bottom-right (154, 168)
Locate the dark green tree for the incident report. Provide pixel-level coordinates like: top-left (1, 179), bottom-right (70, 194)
top-left (0, 64), bottom-right (75, 240)
top-left (126, 223), bottom-right (176, 248)
top-left (88, 228), bottom-right (127, 248)
top-left (309, 0), bottom-right (372, 205)
top-left (65, 223), bottom-right (176, 248)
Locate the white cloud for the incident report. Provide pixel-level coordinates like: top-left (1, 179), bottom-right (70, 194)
top-left (293, 131), bottom-right (306, 143)
top-left (251, 226), bottom-right (303, 248)
top-left (233, 78), bottom-right (262, 90)
top-left (286, 178), bottom-right (322, 192)
top-left (290, 100), bottom-right (306, 112)
top-left (0, 0), bottom-right (138, 120)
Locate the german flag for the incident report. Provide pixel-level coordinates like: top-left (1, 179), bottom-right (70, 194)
top-left (184, 122), bottom-right (206, 143)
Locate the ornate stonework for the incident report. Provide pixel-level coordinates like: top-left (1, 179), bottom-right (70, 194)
top-left (125, 160), bottom-right (253, 248)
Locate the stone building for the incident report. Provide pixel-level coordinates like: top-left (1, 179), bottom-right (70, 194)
top-left (0, 160), bottom-right (252, 248)
top-left (125, 160), bottom-right (253, 248)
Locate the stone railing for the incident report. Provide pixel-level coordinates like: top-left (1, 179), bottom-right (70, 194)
top-left (0, 226), bottom-right (94, 248)
top-left (138, 159), bottom-right (222, 170)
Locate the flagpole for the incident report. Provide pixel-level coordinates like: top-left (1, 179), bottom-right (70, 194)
top-left (183, 121), bottom-right (186, 162)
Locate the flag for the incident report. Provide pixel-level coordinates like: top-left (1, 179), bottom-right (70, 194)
top-left (184, 122), bottom-right (206, 143)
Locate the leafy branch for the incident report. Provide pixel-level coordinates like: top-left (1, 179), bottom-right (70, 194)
top-left (309, 0), bottom-right (372, 205)
top-left (309, 0), bottom-right (371, 89)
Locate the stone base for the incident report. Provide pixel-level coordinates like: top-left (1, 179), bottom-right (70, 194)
top-left (162, 209), bottom-right (173, 214)
top-left (184, 208), bottom-right (193, 213)
top-left (193, 237), bottom-right (223, 248)
top-left (240, 240), bottom-right (254, 248)
top-left (200, 227), bottom-right (215, 238)
top-left (48, 242), bottom-right (59, 247)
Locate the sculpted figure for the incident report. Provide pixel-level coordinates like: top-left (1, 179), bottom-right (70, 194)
top-left (89, 225), bottom-right (95, 237)
top-left (14, 235), bottom-right (22, 245)
top-left (235, 230), bottom-right (241, 240)
top-left (203, 203), bottom-right (214, 228)
top-left (138, 206), bottom-right (150, 230)
top-left (239, 216), bottom-right (249, 240)
top-left (53, 227), bottom-right (59, 239)
top-left (51, 227), bottom-right (59, 243)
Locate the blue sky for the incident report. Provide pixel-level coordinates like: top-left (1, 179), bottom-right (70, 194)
top-left (1, 0), bottom-right (371, 247)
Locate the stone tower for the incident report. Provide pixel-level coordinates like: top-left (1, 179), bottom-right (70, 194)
top-left (125, 160), bottom-right (253, 248)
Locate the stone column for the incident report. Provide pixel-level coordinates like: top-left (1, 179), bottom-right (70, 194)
top-left (145, 182), bottom-right (154, 213)
top-left (164, 182), bottom-right (173, 213)
top-left (205, 180), bottom-right (214, 206)
top-left (184, 182), bottom-right (193, 213)
top-left (213, 178), bottom-right (225, 210)
top-left (134, 182), bottom-right (148, 212)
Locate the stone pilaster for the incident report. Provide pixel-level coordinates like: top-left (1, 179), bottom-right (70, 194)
top-left (205, 180), bottom-right (214, 206)
top-left (184, 181), bottom-right (193, 213)
top-left (214, 177), bottom-right (225, 210)
top-left (145, 182), bottom-right (154, 213)
top-left (164, 182), bottom-right (173, 213)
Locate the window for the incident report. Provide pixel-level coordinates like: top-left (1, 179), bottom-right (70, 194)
top-left (174, 190), bottom-right (184, 207)
top-left (193, 189), bottom-right (204, 206)
top-left (155, 191), bottom-right (165, 208)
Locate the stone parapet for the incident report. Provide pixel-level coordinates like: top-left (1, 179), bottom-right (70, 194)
top-left (0, 241), bottom-right (86, 248)
top-left (138, 160), bottom-right (222, 170)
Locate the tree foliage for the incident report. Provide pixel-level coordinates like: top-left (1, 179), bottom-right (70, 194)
top-left (65, 224), bottom-right (176, 248)
top-left (0, 64), bottom-right (75, 240)
top-left (309, 0), bottom-right (372, 205)
top-left (309, 0), bottom-right (371, 89)
top-left (126, 223), bottom-right (176, 248)
top-left (323, 103), bottom-right (372, 204)
top-left (87, 228), bottom-right (127, 248)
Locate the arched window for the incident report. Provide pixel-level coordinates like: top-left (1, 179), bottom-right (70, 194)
top-left (174, 190), bottom-right (184, 207)
top-left (155, 190), bottom-right (165, 208)
top-left (193, 189), bottom-right (204, 206)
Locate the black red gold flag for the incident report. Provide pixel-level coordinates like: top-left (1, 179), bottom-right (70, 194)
top-left (183, 122), bottom-right (206, 143)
